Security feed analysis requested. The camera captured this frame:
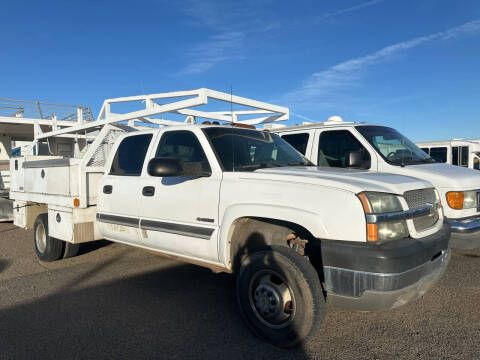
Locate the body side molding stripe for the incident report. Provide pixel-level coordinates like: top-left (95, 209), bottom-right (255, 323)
top-left (96, 213), bottom-right (215, 240)
top-left (96, 213), bottom-right (140, 227)
top-left (140, 219), bottom-right (214, 240)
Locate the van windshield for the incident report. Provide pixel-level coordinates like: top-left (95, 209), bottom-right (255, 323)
top-left (355, 125), bottom-right (435, 166)
top-left (203, 127), bottom-right (312, 171)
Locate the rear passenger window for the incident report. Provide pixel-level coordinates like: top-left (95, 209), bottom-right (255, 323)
top-left (110, 134), bottom-right (153, 176)
top-left (155, 130), bottom-right (211, 172)
top-left (318, 130), bottom-right (371, 168)
top-left (281, 133), bottom-right (310, 155)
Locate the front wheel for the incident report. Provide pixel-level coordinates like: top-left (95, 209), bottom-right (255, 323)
top-left (34, 214), bottom-right (64, 262)
top-left (236, 246), bottom-right (326, 348)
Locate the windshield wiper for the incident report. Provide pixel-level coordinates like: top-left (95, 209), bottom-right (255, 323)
top-left (237, 163), bottom-right (282, 171)
top-left (287, 161), bottom-right (311, 166)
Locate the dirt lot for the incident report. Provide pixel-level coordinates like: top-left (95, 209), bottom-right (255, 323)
top-left (0, 222), bottom-right (479, 359)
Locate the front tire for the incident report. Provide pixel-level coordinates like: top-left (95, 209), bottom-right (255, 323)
top-left (236, 245), bottom-right (326, 348)
top-left (34, 214), bottom-right (64, 262)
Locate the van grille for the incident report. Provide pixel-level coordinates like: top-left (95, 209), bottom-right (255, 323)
top-left (403, 188), bottom-right (438, 232)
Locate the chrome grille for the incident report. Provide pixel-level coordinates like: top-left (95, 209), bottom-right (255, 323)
top-left (403, 188), bottom-right (438, 232)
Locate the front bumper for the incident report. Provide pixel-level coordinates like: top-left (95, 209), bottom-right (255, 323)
top-left (307, 222), bottom-right (451, 311)
top-left (448, 216), bottom-right (480, 250)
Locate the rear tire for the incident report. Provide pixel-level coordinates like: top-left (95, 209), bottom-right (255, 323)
top-left (236, 245), bottom-right (326, 348)
top-left (62, 242), bottom-right (80, 259)
top-left (33, 214), bottom-right (64, 262)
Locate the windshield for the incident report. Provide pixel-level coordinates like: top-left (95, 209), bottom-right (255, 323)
top-left (203, 127), bottom-right (312, 171)
top-left (355, 125), bottom-right (435, 166)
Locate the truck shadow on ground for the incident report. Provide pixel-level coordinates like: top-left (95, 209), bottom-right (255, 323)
top-left (77, 239), bottom-right (112, 256)
top-left (0, 261), bottom-right (310, 359)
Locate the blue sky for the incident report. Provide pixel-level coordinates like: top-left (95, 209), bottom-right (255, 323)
top-left (1, 0), bottom-right (479, 141)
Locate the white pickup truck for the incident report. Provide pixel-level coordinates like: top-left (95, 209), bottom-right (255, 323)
top-left (275, 117), bottom-right (480, 251)
top-left (9, 90), bottom-right (450, 347)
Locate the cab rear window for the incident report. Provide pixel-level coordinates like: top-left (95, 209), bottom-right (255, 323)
top-left (110, 134), bottom-right (153, 176)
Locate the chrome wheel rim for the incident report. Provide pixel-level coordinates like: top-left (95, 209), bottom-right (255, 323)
top-left (248, 269), bottom-right (295, 329)
top-left (35, 222), bottom-right (47, 253)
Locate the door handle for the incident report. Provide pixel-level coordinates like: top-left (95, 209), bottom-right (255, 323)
top-left (103, 185), bottom-right (112, 194)
top-left (142, 186), bottom-right (155, 196)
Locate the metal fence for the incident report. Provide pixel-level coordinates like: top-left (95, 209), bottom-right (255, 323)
top-left (0, 98), bottom-right (94, 122)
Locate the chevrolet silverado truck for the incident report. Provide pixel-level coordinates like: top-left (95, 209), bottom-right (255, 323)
top-left (276, 116), bottom-right (480, 251)
top-left (9, 90), bottom-right (450, 347)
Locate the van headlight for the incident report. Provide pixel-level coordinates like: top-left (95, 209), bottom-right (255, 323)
top-left (357, 192), bottom-right (409, 243)
top-left (446, 190), bottom-right (479, 210)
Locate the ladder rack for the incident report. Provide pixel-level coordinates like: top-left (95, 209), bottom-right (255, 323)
top-left (35, 88), bottom-right (289, 140)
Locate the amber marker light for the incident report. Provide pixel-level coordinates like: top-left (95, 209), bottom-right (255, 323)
top-left (366, 223), bottom-right (378, 242)
top-left (446, 192), bottom-right (464, 210)
top-left (357, 193), bottom-right (378, 242)
top-left (73, 198), bottom-right (80, 207)
top-left (357, 193), bottom-right (372, 213)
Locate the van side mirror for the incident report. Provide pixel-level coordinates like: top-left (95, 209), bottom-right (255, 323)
top-left (346, 150), bottom-right (363, 168)
top-left (147, 158), bottom-right (183, 177)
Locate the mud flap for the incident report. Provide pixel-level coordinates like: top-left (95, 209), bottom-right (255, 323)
top-left (0, 197), bottom-right (13, 222)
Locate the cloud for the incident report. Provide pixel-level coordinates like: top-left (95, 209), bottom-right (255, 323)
top-left (283, 19), bottom-right (480, 105)
top-left (177, 0), bottom-right (277, 75)
top-left (321, 0), bottom-right (385, 19)
top-left (177, 31), bottom-right (245, 75)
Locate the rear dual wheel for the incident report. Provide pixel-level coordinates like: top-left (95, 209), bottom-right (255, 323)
top-left (33, 214), bottom-right (80, 261)
top-left (237, 245), bottom-right (326, 348)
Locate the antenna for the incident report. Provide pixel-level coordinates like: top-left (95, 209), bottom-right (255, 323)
top-left (230, 86), bottom-right (235, 172)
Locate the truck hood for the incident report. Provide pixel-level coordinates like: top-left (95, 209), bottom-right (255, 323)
top-left (243, 166), bottom-right (432, 194)
top-left (393, 163), bottom-right (480, 190)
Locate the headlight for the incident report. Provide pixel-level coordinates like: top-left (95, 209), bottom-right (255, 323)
top-left (357, 192), bottom-right (408, 243)
top-left (377, 221), bottom-right (409, 241)
top-left (446, 191), bottom-right (478, 210)
top-left (363, 192), bottom-right (403, 213)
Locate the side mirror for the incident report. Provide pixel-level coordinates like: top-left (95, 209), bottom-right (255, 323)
top-left (147, 158), bottom-right (183, 177)
top-left (346, 150), bottom-right (363, 168)
top-left (147, 158), bottom-right (210, 177)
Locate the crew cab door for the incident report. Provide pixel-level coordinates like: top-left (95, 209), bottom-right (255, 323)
top-left (138, 129), bottom-right (221, 262)
top-left (97, 133), bottom-right (154, 244)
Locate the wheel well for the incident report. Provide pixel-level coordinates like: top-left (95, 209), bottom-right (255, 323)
top-left (228, 217), bottom-right (314, 273)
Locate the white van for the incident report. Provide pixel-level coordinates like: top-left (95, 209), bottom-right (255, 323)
top-left (274, 117), bottom-right (480, 250)
top-left (416, 139), bottom-right (480, 170)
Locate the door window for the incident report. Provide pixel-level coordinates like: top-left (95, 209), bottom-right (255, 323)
top-left (452, 147), bottom-right (459, 165)
top-left (451, 146), bottom-right (469, 167)
top-left (110, 134), bottom-right (153, 176)
top-left (420, 148), bottom-right (430, 154)
top-left (461, 146), bottom-right (469, 167)
top-left (318, 130), bottom-right (371, 168)
top-left (281, 133), bottom-right (310, 155)
top-left (155, 130), bottom-right (211, 172)
top-left (429, 147), bottom-right (447, 163)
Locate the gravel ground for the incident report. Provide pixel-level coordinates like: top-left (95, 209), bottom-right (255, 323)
top-left (0, 222), bottom-right (479, 359)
